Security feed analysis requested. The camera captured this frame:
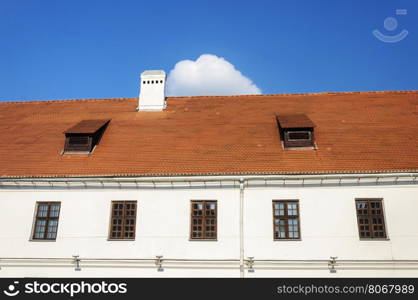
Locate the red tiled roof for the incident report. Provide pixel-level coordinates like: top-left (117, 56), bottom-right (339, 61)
top-left (0, 91), bottom-right (417, 178)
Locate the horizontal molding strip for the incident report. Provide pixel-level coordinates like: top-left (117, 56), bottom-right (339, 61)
top-left (1, 258), bottom-right (418, 271)
top-left (0, 173), bottom-right (417, 190)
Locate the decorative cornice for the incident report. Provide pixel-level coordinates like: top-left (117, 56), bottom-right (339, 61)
top-left (0, 173), bottom-right (417, 190)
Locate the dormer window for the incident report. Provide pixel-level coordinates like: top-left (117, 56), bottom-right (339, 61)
top-left (276, 114), bottom-right (316, 149)
top-left (63, 119), bottom-right (110, 154)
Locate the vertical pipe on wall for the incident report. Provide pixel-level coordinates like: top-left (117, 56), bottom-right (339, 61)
top-left (239, 177), bottom-right (245, 278)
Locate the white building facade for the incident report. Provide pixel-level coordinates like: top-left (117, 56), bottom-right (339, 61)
top-left (0, 71), bottom-right (417, 277)
top-left (1, 174), bottom-right (417, 277)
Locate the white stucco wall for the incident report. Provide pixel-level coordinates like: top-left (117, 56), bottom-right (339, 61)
top-left (0, 182), bottom-right (417, 277)
top-left (0, 189), bottom-right (239, 259)
top-left (245, 185), bottom-right (418, 260)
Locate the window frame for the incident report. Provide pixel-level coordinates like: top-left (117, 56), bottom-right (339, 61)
top-left (189, 200), bottom-right (218, 241)
top-left (272, 200), bottom-right (301, 241)
top-left (108, 201), bottom-right (137, 241)
top-left (355, 198), bottom-right (388, 240)
top-left (31, 202), bottom-right (61, 241)
top-left (64, 134), bottom-right (93, 153)
top-left (283, 129), bottom-right (315, 148)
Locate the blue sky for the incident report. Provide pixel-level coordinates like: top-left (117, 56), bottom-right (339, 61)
top-left (0, 0), bottom-right (417, 101)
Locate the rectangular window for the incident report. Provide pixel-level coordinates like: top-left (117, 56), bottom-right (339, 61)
top-left (32, 202), bottom-right (61, 240)
top-left (109, 201), bottom-right (137, 240)
top-left (64, 135), bottom-right (92, 153)
top-left (283, 130), bottom-right (314, 148)
top-left (273, 200), bottom-right (300, 240)
top-left (190, 200), bottom-right (217, 240)
top-left (355, 198), bottom-right (387, 239)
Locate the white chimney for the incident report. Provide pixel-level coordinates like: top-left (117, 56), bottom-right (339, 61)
top-left (138, 70), bottom-right (166, 111)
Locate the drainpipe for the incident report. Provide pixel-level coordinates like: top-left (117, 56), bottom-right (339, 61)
top-left (239, 177), bottom-right (245, 278)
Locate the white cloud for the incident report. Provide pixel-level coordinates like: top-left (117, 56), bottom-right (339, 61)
top-left (166, 54), bottom-right (262, 96)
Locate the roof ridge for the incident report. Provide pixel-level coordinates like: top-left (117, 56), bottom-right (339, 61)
top-left (0, 97), bottom-right (137, 105)
top-left (171, 90), bottom-right (418, 99)
top-left (1, 90), bottom-right (417, 104)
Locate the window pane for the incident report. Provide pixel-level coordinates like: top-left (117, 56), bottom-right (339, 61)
top-left (34, 220), bottom-right (46, 239)
top-left (288, 219), bottom-right (297, 225)
top-left (68, 136), bottom-right (89, 145)
top-left (46, 232), bottom-right (57, 239)
top-left (34, 232), bottom-right (43, 239)
top-left (287, 203), bottom-right (298, 216)
top-left (288, 131), bottom-right (310, 140)
top-left (48, 220), bottom-right (58, 227)
top-left (50, 205), bottom-right (60, 217)
top-left (274, 209), bottom-right (284, 216)
top-left (37, 205), bottom-right (48, 217)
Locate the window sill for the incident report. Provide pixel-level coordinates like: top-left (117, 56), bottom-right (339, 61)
top-left (189, 239), bottom-right (218, 242)
top-left (281, 141), bottom-right (318, 150)
top-left (62, 151), bottom-right (92, 155)
top-left (107, 239), bottom-right (136, 241)
top-left (274, 238), bottom-right (302, 241)
top-left (359, 238), bottom-right (390, 241)
top-left (29, 239), bottom-right (57, 242)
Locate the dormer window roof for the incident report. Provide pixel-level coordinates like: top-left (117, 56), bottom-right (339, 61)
top-left (276, 114), bottom-right (316, 150)
top-left (63, 119), bottom-right (110, 154)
